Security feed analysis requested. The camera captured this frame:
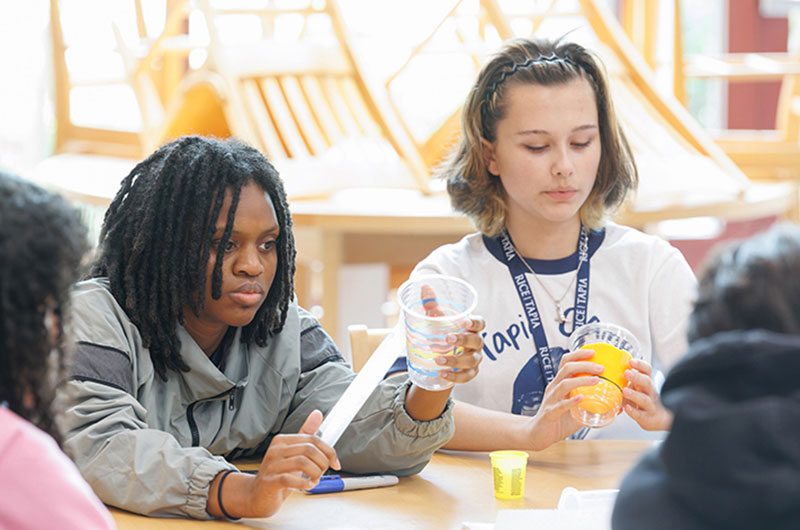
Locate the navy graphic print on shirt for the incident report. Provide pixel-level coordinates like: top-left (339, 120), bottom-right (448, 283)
top-left (511, 346), bottom-right (568, 415)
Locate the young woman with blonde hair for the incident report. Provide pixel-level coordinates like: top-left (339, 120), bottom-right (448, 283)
top-left (410, 37), bottom-right (696, 449)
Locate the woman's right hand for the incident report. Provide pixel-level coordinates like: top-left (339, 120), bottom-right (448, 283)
top-left (210, 410), bottom-right (340, 519)
top-left (525, 349), bottom-right (604, 451)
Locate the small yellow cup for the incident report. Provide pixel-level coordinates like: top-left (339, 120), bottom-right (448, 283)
top-left (489, 450), bottom-right (528, 500)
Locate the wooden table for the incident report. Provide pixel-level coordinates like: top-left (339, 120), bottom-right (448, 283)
top-left (110, 440), bottom-right (654, 530)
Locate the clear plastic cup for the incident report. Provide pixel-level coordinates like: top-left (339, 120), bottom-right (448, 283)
top-left (568, 322), bottom-right (642, 428)
top-left (397, 275), bottom-right (478, 391)
top-left (490, 450), bottom-right (529, 500)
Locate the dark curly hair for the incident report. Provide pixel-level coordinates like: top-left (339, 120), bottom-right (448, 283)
top-left (0, 171), bottom-right (88, 444)
top-left (89, 136), bottom-right (296, 380)
top-left (440, 37), bottom-right (637, 236)
top-left (688, 223), bottom-right (800, 341)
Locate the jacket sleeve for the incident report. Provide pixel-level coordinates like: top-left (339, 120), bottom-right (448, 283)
top-left (279, 314), bottom-right (455, 476)
top-left (57, 350), bottom-right (235, 519)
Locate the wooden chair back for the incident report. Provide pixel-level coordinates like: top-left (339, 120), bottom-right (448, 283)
top-left (152, 0), bottom-right (431, 198)
top-left (50, 0), bottom-right (206, 159)
top-left (347, 324), bottom-right (392, 373)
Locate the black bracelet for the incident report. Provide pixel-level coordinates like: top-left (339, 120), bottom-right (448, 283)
top-left (217, 469), bottom-right (241, 521)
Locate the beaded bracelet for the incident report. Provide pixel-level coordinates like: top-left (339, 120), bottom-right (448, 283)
top-left (217, 469), bottom-right (241, 521)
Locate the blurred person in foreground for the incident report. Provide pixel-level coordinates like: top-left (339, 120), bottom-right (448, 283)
top-left (613, 222), bottom-right (800, 530)
top-left (0, 171), bottom-right (115, 529)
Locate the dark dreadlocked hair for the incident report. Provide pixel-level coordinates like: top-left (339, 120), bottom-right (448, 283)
top-left (0, 171), bottom-right (88, 445)
top-left (89, 136), bottom-right (296, 381)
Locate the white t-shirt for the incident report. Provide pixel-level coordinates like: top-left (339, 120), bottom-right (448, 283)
top-left (412, 222), bottom-right (697, 439)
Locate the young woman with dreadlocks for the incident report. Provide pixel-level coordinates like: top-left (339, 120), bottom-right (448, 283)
top-left (56, 136), bottom-right (485, 520)
top-left (0, 171), bottom-right (114, 529)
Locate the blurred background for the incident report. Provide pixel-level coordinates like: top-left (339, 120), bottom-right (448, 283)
top-left (3, 0), bottom-right (800, 356)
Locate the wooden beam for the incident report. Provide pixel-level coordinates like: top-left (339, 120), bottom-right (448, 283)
top-left (579, 0), bottom-right (749, 185)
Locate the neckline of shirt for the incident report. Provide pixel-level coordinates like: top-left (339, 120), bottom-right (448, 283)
top-left (481, 227), bottom-right (606, 275)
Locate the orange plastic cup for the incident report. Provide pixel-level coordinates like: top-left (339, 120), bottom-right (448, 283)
top-left (568, 323), bottom-right (642, 428)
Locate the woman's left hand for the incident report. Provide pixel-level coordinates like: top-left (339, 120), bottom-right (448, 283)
top-left (622, 358), bottom-right (673, 431)
top-left (434, 316), bottom-right (486, 384)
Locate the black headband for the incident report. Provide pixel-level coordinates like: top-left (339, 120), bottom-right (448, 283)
top-left (481, 54), bottom-right (578, 124)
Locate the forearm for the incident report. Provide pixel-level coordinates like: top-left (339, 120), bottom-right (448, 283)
top-left (75, 430), bottom-right (233, 518)
top-left (291, 368), bottom-right (453, 475)
top-left (207, 471), bottom-right (246, 519)
top-left (59, 382), bottom-right (233, 518)
top-left (442, 400), bottom-right (531, 451)
top-left (404, 384), bottom-right (451, 421)
top-left (207, 471), bottom-right (283, 520)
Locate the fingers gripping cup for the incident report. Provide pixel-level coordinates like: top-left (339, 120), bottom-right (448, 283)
top-left (398, 275), bottom-right (478, 391)
top-left (568, 322), bottom-right (642, 428)
top-left (490, 450), bottom-right (528, 500)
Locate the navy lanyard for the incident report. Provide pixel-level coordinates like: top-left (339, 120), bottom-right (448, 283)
top-left (499, 226), bottom-right (591, 385)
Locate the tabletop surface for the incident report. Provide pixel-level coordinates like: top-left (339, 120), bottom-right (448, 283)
top-left (110, 439), bottom-right (655, 530)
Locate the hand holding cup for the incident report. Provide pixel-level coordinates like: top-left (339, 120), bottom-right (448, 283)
top-left (567, 322), bottom-right (642, 428)
top-left (398, 275), bottom-right (481, 390)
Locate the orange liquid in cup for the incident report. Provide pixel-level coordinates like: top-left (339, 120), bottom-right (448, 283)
top-left (569, 342), bottom-right (632, 425)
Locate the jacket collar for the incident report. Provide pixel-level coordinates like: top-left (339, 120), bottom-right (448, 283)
top-left (175, 325), bottom-right (247, 403)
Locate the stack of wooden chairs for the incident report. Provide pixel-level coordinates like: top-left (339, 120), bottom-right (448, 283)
top-left (43, 0), bottom-right (800, 337)
top-left (47, 0), bottom-right (799, 223)
top-left (381, 0), bottom-right (798, 228)
top-left (46, 0), bottom-right (435, 201)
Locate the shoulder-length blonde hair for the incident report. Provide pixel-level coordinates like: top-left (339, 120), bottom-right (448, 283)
top-left (439, 37), bottom-right (637, 236)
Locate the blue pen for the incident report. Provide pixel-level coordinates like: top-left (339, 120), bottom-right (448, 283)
top-left (305, 474), bottom-right (399, 494)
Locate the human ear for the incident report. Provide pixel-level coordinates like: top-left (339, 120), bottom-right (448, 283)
top-left (480, 137), bottom-right (499, 176)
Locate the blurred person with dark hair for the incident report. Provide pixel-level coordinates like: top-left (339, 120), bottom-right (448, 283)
top-left (0, 171), bottom-right (114, 529)
top-left (613, 223), bottom-right (800, 530)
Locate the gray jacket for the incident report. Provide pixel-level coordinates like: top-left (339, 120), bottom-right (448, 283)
top-left (57, 279), bottom-right (454, 519)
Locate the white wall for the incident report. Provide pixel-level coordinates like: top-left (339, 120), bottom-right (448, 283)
top-left (0, 2), bottom-right (52, 176)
